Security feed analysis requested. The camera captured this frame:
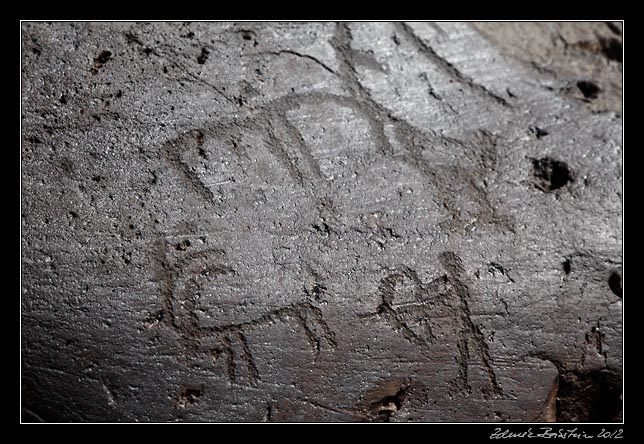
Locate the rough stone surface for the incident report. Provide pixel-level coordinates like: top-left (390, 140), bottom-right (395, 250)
top-left (21, 21), bottom-right (622, 423)
top-left (472, 21), bottom-right (623, 114)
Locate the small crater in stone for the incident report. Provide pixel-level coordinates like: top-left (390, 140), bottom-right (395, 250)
top-left (608, 271), bottom-right (622, 298)
top-left (176, 239), bottom-right (191, 251)
top-left (577, 80), bottom-right (601, 100)
top-left (529, 126), bottom-right (549, 139)
top-left (562, 259), bottom-right (572, 275)
top-left (96, 50), bottom-right (112, 64)
top-left (90, 50), bottom-right (112, 74)
top-left (176, 387), bottom-right (201, 409)
top-left (239, 30), bottom-right (258, 46)
top-left (531, 157), bottom-right (574, 192)
top-left (197, 47), bottom-right (209, 64)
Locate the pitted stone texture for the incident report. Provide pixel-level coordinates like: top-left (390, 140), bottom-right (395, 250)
top-left (22, 22), bottom-right (622, 423)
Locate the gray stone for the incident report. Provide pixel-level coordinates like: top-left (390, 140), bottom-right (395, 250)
top-left (21, 21), bottom-right (622, 422)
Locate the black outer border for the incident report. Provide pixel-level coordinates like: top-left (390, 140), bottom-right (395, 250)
top-left (15, 9), bottom-right (624, 436)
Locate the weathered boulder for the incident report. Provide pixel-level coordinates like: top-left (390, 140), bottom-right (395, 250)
top-left (21, 21), bottom-right (622, 422)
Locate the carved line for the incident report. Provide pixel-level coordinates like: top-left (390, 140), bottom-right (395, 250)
top-left (156, 240), bottom-right (336, 384)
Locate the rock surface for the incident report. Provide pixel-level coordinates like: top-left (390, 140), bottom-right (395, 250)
top-left (21, 21), bottom-right (622, 422)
